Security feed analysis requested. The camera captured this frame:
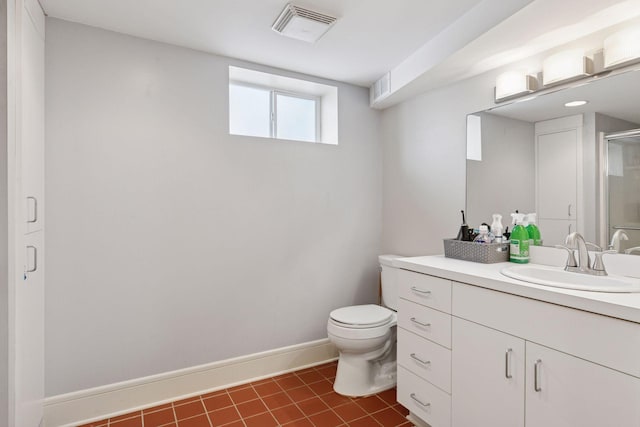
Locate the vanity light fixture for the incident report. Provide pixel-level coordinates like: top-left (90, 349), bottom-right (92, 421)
top-left (604, 26), bottom-right (640, 68)
top-left (542, 49), bottom-right (593, 86)
top-left (494, 70), bottom-right (537, 102)
top-left (564, 100), bottom-right (588, 107)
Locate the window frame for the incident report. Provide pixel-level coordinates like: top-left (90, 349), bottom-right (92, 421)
top-left (229, 80), bottom-right (321, 143)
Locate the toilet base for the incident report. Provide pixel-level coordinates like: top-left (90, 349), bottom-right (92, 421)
top-left (332, 345), bottom-right (397, 397)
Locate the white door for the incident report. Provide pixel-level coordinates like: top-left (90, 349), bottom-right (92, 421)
top-left (536, 129), bottom-right (578, 221)
top-left (15, 232), bottom-right (44, 427)
top-left (451, 317), bottom-right (525, 427)
top-left (525, 342), bottom-right (640, 427)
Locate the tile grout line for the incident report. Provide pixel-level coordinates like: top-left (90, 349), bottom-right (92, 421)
top-left (199, 395), bottom-right (214, 427)
top-left (309, 366), bottom-right (348, 427)
top-left (170, 401), bottom-right (178, 426)
top-left (249, 381), bottom-right (281, 425)
top-left (288, 364), bottom-right (342, 427)
top-left (231, 388), bottom-right (248, 427)
top-left (279, 374), bottom-right (321, 427)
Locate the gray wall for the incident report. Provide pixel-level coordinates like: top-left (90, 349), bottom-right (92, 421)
top-left (467, 113), bottom-right (535, 228)
top-left (380, 73), bottom-right (498, 255)
top-left (45, 19), bottom-right (382, 396)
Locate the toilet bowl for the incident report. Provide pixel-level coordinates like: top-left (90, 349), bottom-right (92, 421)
top-left (328, 304), bottom-right (397, 397)
top-left (326, 255), bottom-right (400, 397)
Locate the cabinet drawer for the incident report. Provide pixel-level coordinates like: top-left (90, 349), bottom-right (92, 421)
top-left (398, 298), bottom-right (452, 348)
top-left (398, 328), bottom-right (451, 393)
top-left (398, 269), bottom-right (452, 313)
top-left (398, 366), bottom-right (451, 427)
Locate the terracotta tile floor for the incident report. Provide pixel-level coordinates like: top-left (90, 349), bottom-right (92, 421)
top-left (78, 361), bottom-right (411, 427)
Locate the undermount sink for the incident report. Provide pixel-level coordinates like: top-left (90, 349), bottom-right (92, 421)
top-left (501, 265), bottom-right (640, 293)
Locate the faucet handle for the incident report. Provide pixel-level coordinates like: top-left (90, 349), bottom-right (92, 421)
top-left (625, 246), bottom-right (640, 255)
top-left (592, 250), bottom-right (617, 275)
top-left (555, 245), bottom-right (578, 268)
top-left (585, 242), bottom-right (603, 252)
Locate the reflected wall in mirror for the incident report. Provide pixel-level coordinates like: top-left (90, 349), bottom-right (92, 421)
top-left (466, 67), bottom-right (640, 251)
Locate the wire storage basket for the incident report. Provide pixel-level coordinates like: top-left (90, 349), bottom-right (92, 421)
top-left (443, 239), bottom-right (509, 263)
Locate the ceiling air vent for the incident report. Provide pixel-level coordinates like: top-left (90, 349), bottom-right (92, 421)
top-left (272, 3), bottom-right (338, 43)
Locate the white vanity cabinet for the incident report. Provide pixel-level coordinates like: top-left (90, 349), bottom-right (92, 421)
top-left (396, 269), bottom-right (453, 427)
top-left (396, 265), bottom-right (640, 427)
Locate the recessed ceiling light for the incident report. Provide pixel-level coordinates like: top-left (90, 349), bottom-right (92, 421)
top-left (565, 100), bottom-right (588, 107)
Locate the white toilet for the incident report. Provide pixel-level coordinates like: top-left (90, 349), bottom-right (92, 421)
top-left (327, 255), bottom-right (399, 397)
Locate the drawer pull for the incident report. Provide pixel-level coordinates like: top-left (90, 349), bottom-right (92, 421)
top-left (411, 286), bottom-right (432, 295)
top-left (505, 348), bottom-right (513, 379)
top-left (410, 393), bottom-right (431, 408)
top-left (27, 196), bottom-right (38, 223)
top-left (26, 245), bottom-right (38, 273)
top-left (410, 317), bottom-right (431, 328)
top-left (410, 353), bottom-right (431, 366)
top-left (534, 359), bottom-right (542, 392)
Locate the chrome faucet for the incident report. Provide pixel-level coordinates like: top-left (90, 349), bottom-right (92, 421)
top-left (610, 229), bottom-right (629, 252)
top-left (556, 232), bottom-right (616, 276)
top-left (565, 232), bottom-right (591, 273)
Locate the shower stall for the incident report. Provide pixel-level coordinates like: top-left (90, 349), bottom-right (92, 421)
top-left (601, 129), bottom-right (640, 254)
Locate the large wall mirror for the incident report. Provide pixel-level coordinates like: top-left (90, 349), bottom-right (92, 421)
top-left (466, 67), bottom-right (640, 253)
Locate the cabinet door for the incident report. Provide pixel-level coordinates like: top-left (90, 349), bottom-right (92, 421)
top-left (15, 1), bottom-right (45, 425)
top-left (21, 0), bottom-right (45, 234)
top-left (451, 317), bottom-right (525, 427)
top-left (15, 231), bottom-right (44, 427)
top-left (525, 342), bottom-right (640, 427)
top-left (536, 129), bottom-right (577, 221)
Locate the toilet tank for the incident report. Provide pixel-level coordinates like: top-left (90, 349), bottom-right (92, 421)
top-left (379, 254), bottom-right (401, 311)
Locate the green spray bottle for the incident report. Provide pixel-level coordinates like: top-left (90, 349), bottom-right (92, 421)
top-left (526, 213), bottom-right (543, 246)
top-left (510, 213), bottom-right (530, 264)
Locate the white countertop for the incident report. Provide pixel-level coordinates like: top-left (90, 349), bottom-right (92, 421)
top-left (393, 255), bottom-right (640, 324)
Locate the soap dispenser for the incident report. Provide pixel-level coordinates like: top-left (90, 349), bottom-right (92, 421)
top-left (491, 214), bottom-right (504, 243)
top-left (510, 212), bottom-right (530, 264)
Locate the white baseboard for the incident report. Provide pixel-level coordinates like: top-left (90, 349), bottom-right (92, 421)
top-left (44, 339), bottom-right (338, 427)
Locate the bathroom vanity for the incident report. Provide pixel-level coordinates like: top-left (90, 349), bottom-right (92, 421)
top-left (393, 255), bottom-right (640, 427)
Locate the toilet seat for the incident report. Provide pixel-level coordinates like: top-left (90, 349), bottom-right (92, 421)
top-left (328, 305), bottom-right (397, 341)
top-left (329, 305), bottom-right (394, 329)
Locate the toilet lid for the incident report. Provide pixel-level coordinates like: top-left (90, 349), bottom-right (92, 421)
top-left (329, 305), bottom-right (393, 328)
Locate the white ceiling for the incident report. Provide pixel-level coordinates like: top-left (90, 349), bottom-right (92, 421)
top-left (39, 0), bottom-right (484, 87)
top-left (39, 0), bottom-right (640, 106)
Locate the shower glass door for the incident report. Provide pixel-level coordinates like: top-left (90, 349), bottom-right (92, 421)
top-left (606, 129), bottom-right (640, 254)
